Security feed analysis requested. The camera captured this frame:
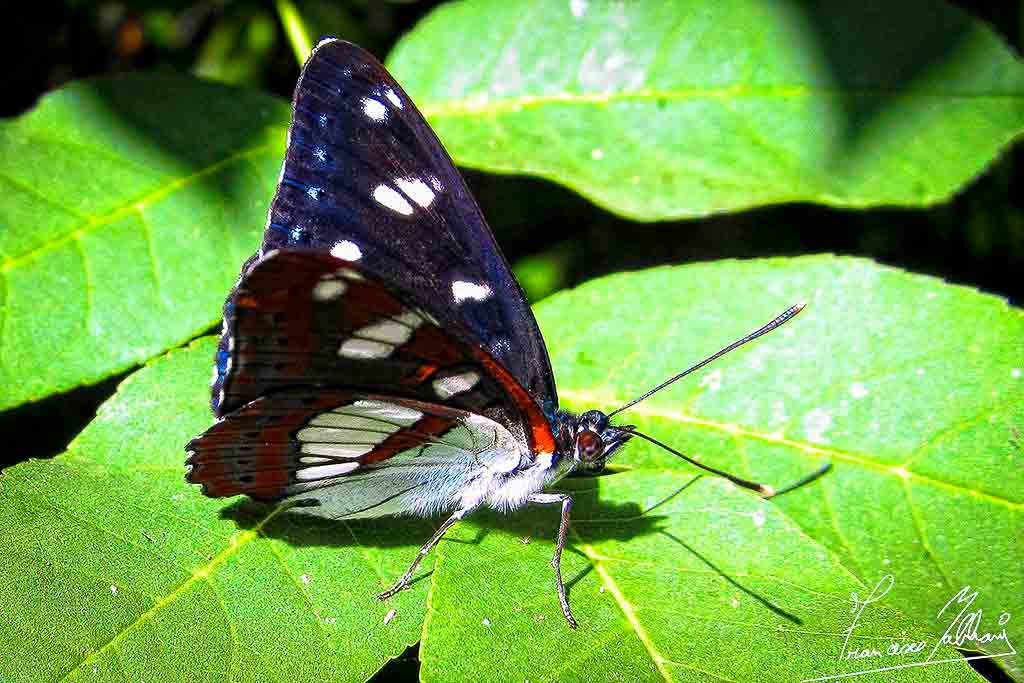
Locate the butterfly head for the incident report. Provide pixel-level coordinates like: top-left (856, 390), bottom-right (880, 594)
top-left (570, 409), bottom-right (633, 474)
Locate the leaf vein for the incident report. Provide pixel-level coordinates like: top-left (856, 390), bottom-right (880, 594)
top-left (71, 234), bottom-right (95, 337)
top-left (0, 141), bottom-right (274, 272)
top-left (902, 478), bottom-right (956, 594)
top-left (0, 170), bottom-right (86, 220)
top-left (420, 87), bottom-right (1023, 120)
top-left (576, 539), bottom-right (673, 682)
top-left (561, 389), bottom-right (1024, 509)
top-left (135, 205), bottom-right (164, 306)
top-left (58, 505), bottom-right (286, 681)
top-left (265, 540), bottom-right (336, 646)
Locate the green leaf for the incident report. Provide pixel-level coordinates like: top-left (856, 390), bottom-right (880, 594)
top-left (414, 255), bottom-right (1021, 682)
top-left (527, 254), bottom-right (1023, 682)
top-left (0, 74), bottom-right (288, 411)
top-left (3, 256), bottom-right (1018, 682)
top-left (387, 0), bottom-right (1024, 220)
top-left (192, 9), bottom-right (280, 87)
top-left (512, 240), bottom-right (577, 302)
top-left (0, 337), bottom-right (429, 682)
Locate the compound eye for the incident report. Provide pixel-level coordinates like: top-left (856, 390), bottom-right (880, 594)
top-left (576, 430), bottom-right (604, 461)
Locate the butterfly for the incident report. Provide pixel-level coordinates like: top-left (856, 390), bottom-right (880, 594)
top-left (185, 38), bottom-right (826, 628)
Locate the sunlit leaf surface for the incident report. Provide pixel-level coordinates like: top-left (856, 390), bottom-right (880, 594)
top-left (388, 0), bottom-right (1024, 220)
top-left (3, 257), bottom-right (1018, 682)
top-left (0, 74), bottom-right (287, 411)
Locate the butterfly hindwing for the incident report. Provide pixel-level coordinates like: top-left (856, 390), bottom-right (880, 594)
top-left (213, 249), bottom-right (556, 455)
top-left (187, 390), bottom-right (528, 518)
top-left (239, 37), bottom-right (556, 411)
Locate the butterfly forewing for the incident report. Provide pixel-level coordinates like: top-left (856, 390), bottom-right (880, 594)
top-left (214, 249), bottom-right (555, 455)
top-left (212, 38), bottom-right (556, 418)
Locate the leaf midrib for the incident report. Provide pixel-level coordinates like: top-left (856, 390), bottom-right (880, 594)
top-left (0, 140), bottom-right (276, 272)
top-left (417, 86), bottom-right (1024, 120)
top-left (570, 485), bottom-right (863, 683)
top-left (575, 539), bottom-right (674, 683)
top-left (559, 389), bottom-right (1024, 510)
top-left (558, 387), bottom-right (1017, 680)
top-left (57, 505), bottom-right (286, 682)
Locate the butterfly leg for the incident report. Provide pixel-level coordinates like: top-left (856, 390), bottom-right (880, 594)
top-left (378, 506), bottom-right (474, 601)
top-left (527, 492), bottom-right (577, 629)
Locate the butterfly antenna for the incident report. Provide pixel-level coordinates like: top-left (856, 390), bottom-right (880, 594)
top-left (615, 427), bottom-right (832, 498)
top-left (607, 302), bottom-right (806, 419)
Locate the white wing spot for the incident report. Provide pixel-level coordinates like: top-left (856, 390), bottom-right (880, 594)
top-left (354, 310), bottom-right (422, 346)
top-left (336, 267), bottom-right (365, 281)
top-left (397, 309), bottom-right (424, 326)
top-left (372, 184), bottom-right (414, 216)
top-left (299, 456), bottom-right (334, 464)
top-left (300, 443), bottom-right (374, 458)
top-left (331, 240), bottom-right (363, 261)
top-left (311, 413), bottom-right (400, 432)
top-left (297, 461), bottom-right (360, 481)
top-left (384, 88), bottom-right (403, 109)
top-left (416, 307), bottom-right (440, 325)
top-left (313, 279), bottom-right (347, 302)
top-left (298, 426), bottom-right (387, 443)
top-left (433, 371), bottom-right (481, 399)
top-left (395, 176), bottom-right (436, 208)
top-left (344, 400), bottom-right (422, 424)
top-left (362, 97), bottom-right (388, 121)
top-left (339, 338), bottom-right (393, 359)
top-left (452, 280), bottom-right (492, 303)
top-left (356, 319), bottom-right (413, 346)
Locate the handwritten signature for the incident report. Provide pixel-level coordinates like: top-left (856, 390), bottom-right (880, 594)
top-left (804, 574), bottom-right (1016, 681)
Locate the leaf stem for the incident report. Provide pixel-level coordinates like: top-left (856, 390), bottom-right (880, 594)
top-left (275, 0), bottom-right (313, 66)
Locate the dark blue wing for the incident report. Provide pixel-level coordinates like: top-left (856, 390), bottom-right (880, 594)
top-left (217, 38), bottom-right (555, 417)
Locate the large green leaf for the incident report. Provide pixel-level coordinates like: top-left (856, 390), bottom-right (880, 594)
top-left (0, 337), bottom-right (429, 682)
top-left (533, 255), bottom-right (1023, 682)
top-left (0, 74), bottom-right (288, 411)
top-left (387, 0), bottom-right (1024, 220)
top-left (3, 257), bottom-right (1018, 682)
